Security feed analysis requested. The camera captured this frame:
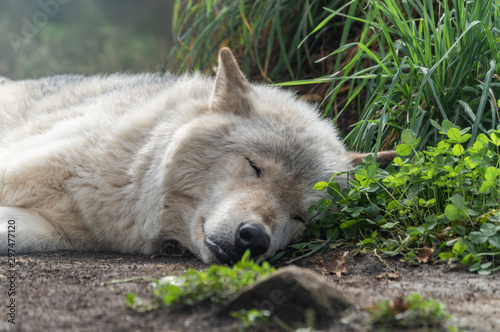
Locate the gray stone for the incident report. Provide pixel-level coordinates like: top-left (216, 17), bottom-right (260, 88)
top-left (220, 266), bottom-right (351, 329)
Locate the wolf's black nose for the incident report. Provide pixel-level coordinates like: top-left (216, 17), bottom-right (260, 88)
top-left (235, 223), bottom-right (270, 257)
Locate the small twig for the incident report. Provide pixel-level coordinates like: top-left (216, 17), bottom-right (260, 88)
top-left (489, 88), bottom-right (499, 120)
top-left (101, 276), bottom-right (156, 286)
top-left (373, 249), bottom-right (397, 274)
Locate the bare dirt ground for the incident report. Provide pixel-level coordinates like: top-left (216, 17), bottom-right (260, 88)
top-left (1, 247), bottom-right (499, 332)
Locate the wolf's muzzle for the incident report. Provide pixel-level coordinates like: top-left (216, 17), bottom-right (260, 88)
top-left (204, 223), bottom-right (270, 265)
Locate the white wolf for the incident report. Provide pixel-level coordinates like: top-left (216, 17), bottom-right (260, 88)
top-left (0, 48), bottom-right (394, 264)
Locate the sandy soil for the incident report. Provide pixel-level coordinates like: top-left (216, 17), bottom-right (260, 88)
top-left (1, 247), bottom-right (499, 332)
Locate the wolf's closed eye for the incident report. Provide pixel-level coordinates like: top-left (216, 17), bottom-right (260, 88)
top-left (246, 158), bottom-right (262, 177)
top-left (293, 216), bottom-right (306, 223)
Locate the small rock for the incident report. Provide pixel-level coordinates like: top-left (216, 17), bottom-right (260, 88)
top-left (220, 266), bottom-right (350, 329)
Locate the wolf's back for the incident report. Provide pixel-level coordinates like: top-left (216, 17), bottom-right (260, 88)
top-left (0, 73), bottom-right (182, 142)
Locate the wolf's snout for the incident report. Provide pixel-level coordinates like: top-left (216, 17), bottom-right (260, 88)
top-left (235, 223), bottom-right (270, 257)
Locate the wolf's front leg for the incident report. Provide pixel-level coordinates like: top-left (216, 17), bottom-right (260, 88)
top-left (0, 207), bottom-right (73, 254)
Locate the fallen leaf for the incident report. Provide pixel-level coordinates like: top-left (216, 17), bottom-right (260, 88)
top-left (316, 251), bottom-right (349, 276)
top-left (316, 261), bottom-right (326, 273)
top-left (388, 295), bottom-right (410, 315)
top-left (415, 247), bottom-right (435, 263)
top-left (375, 272), bottom-right (400, 281)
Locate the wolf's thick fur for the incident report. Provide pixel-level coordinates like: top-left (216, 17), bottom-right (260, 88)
top-left (0, 49), bottom-right (394, 263)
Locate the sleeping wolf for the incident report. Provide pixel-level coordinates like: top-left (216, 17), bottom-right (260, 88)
top-left (0, 48), bottom-right (394, 264)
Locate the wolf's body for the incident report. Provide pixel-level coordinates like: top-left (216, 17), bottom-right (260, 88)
top-left (0, 49), bottom-right (391, 263)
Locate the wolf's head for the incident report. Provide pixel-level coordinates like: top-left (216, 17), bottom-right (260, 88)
top-left (166, 48), bottom-right (395, 264)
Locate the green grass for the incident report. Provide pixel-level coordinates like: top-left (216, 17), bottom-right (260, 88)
top-left (164, 0), bottom-right (351, 81)
top-left (282, 0), bottom-right (500, 152)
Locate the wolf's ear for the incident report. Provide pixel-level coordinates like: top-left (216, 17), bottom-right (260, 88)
top-left (349, 150), bottom-right (398, 168)
top-left (210, 48), bottom-right (252, 115)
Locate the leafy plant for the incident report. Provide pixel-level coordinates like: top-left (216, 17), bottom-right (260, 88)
top-left (370, 293), bottom-right (451, 330)
top-left (282, 0), bottom-right (500, 151)
top-left (126, 251), bottom-right (275, 311)
top-left (230, 308), bottom-right (270, 331)
top-left (304, 122), bottom-right (500, 274)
